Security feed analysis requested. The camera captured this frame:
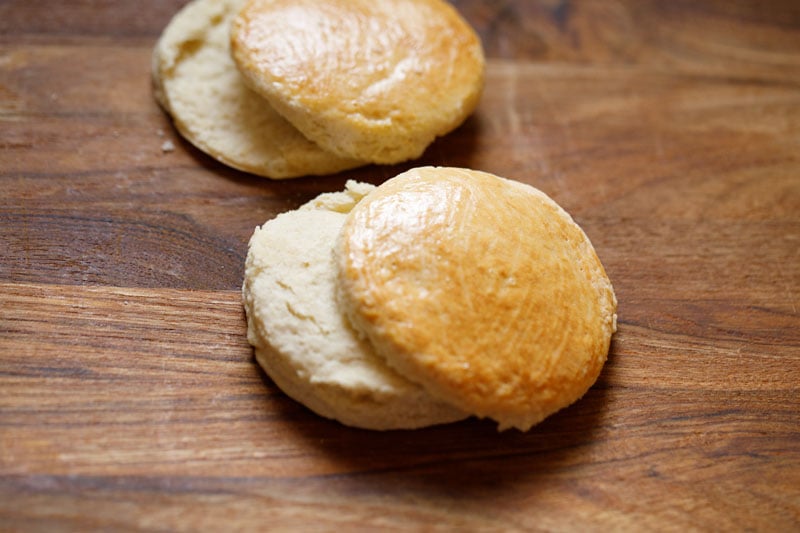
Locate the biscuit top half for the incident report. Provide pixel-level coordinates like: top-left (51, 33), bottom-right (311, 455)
top-left (230, 0), bottom-right (484, 164)
top-left (335, 167), bottom-right (618, 431)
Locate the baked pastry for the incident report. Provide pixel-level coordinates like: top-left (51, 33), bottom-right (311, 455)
top-left (243, 167), bottom-right (616, 431)
top-left (242, 181), bottom-right (467, 429)
top-left (335, 167), bottom-right (618, 431)
top-left (230, 0), bottom-right (485, 164)
top-left (152, 0), bottom-right (363, 179)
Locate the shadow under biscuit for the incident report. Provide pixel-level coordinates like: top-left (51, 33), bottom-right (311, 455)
top-left (253, 351), bottom-right (613, 497)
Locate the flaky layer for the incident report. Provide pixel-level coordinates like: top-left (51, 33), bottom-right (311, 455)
top-left (336, 167), bottom-right (617, 430)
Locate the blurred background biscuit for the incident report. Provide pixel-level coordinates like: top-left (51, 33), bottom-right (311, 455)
top-left (231, 0), bottom-right (485, 164)
top-left (153, 0), bottom-right (364, 179)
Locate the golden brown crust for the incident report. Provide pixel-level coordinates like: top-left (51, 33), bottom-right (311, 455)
top-left (335, 167), bottom-right (617, 431)
top-left (230, 0), bottom-right (484, 164)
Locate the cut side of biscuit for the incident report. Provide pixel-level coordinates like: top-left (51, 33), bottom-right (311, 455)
top-left (335, 167), bottom-right (618, 431)
top-left (153, 0), bottom-right (364, 179)
top-left (230, 0), bottom-right (485, 164)
top-left (242, 181), bottom-right (467, 430)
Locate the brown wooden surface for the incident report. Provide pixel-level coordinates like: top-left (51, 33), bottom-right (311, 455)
top-left (2, 1), bottom-right (799, 530)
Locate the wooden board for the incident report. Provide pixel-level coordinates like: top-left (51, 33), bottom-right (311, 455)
top-left (2, 1), bottom-right (799, 530)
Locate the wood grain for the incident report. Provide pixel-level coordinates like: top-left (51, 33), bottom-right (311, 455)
top-left (2, 0), bottom-right (799, 530)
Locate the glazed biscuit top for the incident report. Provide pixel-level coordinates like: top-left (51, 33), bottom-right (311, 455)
top-left (230, 0), bottom-right (484, 163)
top-left (335, 167), bottom-right (618, 431)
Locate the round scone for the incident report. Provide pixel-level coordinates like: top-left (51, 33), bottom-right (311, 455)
top-left (336, 167), bottom-right (618, 431)
top-left (153, 0), bottom-right (364, 179)
top-left (230, 0), bottom-right (485, 164)
top-left (242, 181), bottom-right (466, 430)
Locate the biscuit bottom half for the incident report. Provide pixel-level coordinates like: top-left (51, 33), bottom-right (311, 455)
top-left (242, 181), bottom-right (467, 430)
